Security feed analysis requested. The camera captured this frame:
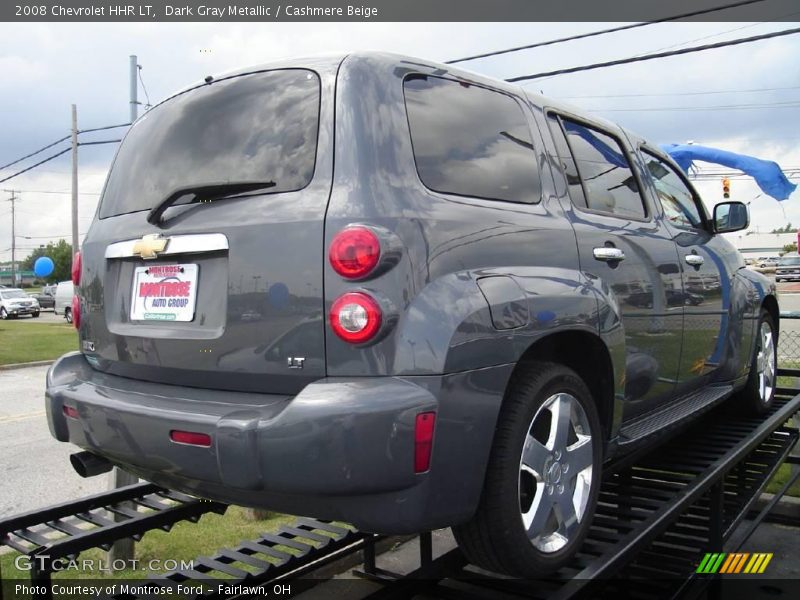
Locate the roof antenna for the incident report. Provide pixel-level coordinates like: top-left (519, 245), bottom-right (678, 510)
top-left (204, 75), bottom-right (214, 84)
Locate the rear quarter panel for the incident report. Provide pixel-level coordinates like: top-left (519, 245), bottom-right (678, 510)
top-left (327, 54), bottom-right (602, 380)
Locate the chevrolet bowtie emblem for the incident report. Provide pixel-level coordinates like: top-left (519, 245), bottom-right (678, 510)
top-left (132, 234), bottom-right (169, 260)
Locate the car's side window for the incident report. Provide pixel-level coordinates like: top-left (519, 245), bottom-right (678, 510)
top-left (554, 116), bottom-right (647, 220)
top-left (640, 150), bottom-right (704, 230)
top-left (545, 114), bottom-right (589, 209)
top-left (403, 75), bottom-right (541, 204)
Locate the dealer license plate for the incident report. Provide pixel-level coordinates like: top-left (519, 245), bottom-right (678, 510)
top-left (130, 264), bottom-right (198, 322)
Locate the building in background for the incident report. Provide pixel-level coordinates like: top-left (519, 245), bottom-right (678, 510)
top-left (0, 268), bottom-right (36, 286)
top-left (723, 232), bottom-right (797, 262)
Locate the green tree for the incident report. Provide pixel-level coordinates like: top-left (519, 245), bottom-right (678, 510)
top-left (20, 239), bottom-right (73, 283)
top-left (783, 242), bottom-right (798, 255)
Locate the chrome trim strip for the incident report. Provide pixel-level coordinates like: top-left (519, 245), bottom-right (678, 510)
top-left (105, 233), bottom-right (229, 259)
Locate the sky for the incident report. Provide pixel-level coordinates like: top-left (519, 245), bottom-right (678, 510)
top-left (0, 20), bottom-right (799, 263)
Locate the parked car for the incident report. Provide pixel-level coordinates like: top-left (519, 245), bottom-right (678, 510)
top-left (776, 255), bottom-right (800, 282)
top-left (53, 281), bottom-right (74, 322)
top-left (0, 288), bottom-right (40, 318)
top-left (45, 53), bottom-right (778, 577)
top-left (758, 258), bottom-right (778, 268)
top-left (30, 287), bottom-right (56, 309)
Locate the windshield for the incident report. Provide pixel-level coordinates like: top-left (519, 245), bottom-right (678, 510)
top-left (99, 69), bottom-right (320, 218)
top-left (780, 257), bottom-right (800, 266)
top-left (1, 290), bottom-right (28, 299)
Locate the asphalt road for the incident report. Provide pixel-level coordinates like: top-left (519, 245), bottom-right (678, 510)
top-left (3, 310), bottom-right (65, 324)
top-left (0, 365), bottom-right (106, 518)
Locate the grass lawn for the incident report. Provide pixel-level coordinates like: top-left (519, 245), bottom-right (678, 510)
top-left (0, 320), bottom-right (78, 365)
top-left (0, 507), bottom-right (303, 580)
top-left (765, 462), bottom-right (800, 497)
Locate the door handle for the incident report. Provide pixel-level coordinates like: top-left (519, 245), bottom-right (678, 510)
top-left (593, 247), bottom-right (625, 262)
top-left (685, 254), bottom-right (704, 267)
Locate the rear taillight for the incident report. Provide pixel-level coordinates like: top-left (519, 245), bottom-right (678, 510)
top-left (71, 251), bottom-right (81, 286)
top-left (414, 412), bottom-right (436, 473)
top-left (71, 252), bottom-right (81, 329)
top-left (329, 292), bottom-right (382, 344)
top-left (329, 226), bottom-right (381, 280)
top-left (170, 430), bottom-right (212, 447)
top-left (71, 295), bottom-right (81, 329)
top-left (63, 405), bottom-right (79, 419)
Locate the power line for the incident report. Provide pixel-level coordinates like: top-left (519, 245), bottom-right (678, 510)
top-left (561, 85), bottom-right (800, 99)
top-left (137, 64), bottom-right (152, 109)
top-left (506, 26), bottom-right (800, 82)
top-left (0, 123), bottom-right (126, 176)
top-left (588, 100), bottom-right (800, 112)
top-left (78, 139), bottom-right (122, 146)
top-left (79, 123), bottom-right (130, 134)
top-left (629, 10), bottom-right (800, 58)
top-left (8, 189), bottom-right (102, 196)
top-left (0, 148), bottom-right (71, 185)
top-left (16, 233), bottom-right (87, 239)
top-left (445, 0), bottom-right (767, 64)
top-left (0, 135), bottom-right (70, 172)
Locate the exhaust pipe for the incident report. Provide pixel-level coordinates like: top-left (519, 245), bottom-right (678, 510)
top-left (70, 451), bottom-right (113, 478)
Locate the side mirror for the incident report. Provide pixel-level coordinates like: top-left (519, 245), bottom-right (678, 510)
top-left (713, 201), bottom-right (749, 234)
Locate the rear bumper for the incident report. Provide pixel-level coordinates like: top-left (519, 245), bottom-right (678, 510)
top-left (46, 352), bottom-right (512, 533)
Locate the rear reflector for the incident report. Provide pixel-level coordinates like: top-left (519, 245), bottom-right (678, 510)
top-left (71, 295), bottom-right (81, 329)
top-left (63, 405), bottom-right (79, 419)
top-left (414, 412), bottom-right (436, 473)
top-left (170, 430), bottom-right (212, 447)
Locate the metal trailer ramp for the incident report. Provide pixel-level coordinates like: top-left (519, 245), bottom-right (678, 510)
top-left (1, 388), bottom-right (798, 600)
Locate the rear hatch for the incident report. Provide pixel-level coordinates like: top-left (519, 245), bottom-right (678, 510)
top-left (79, 62), bottom-right (337, 395)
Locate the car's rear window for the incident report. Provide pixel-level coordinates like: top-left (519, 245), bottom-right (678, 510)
top-left (403, 75), bottom-right (541, 204)
top-left (99, 69), bottom-right (321, 219)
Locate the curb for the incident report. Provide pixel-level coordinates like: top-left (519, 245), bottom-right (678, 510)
top-left (754, 492), bottom-right (800, 521)
top-left (0, 360), bottom-right (55, 371)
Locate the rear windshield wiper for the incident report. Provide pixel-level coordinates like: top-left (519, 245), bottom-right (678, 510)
top-left (146, 181), bottom-right (276, 224)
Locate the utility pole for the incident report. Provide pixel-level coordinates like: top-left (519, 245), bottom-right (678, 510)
top-left (108, 57), bottom-right (140, 571)
top-left (130, 55), bottom-right (138, 123)
top-left (4, 191), bottom-right (17, 286)
top-left (71, 105), bottom-right (79, 257)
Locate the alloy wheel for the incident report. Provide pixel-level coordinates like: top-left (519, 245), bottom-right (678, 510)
top-left (757, 321), bottom-right (776, 404)
top-left (518, 393), bottom-right (594, 553)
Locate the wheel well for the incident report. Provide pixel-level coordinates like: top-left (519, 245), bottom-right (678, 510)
top-left (762, 294), bottom-right (779, 335)
top-left (512, 330), bottom-right (615, 441)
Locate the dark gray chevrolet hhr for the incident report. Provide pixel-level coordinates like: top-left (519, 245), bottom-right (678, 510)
top-left (46, 52), bottom-right (778, 576)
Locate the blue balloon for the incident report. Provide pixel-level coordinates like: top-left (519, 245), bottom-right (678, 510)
top-left (34, 256), bottom-right (55, 278)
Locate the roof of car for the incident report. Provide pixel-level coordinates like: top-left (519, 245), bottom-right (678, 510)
top-left (148, 51), bottom-right (635, 141)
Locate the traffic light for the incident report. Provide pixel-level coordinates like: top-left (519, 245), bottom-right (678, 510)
top-left (723, 178), bottom-right (731, 199)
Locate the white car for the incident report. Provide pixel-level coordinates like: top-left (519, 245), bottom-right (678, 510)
top-left (0, 288), bottom-right (40, 319)
top-left (53, 281), bottom-right (75, 323)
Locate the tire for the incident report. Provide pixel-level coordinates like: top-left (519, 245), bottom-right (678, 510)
top-left (64, 308), bottom-right (73, 324)
top-left (452, 361), bottom-right (603, 577)
top-left (0, 307), bottom-right (7, 320)
top-left (733, 309), bottom-right (777, 415)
